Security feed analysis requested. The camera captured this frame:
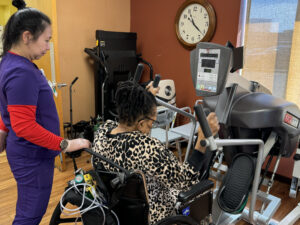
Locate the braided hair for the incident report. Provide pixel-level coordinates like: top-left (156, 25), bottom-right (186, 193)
top-left (115, 81), bottom-right (157, 126)
top-left (1, 0), bottom-right (51, 56)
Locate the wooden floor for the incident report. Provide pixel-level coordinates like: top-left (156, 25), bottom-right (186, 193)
top-left (0, 151), bottom-right (92, 225)
top-left (1, 151), bottom-right (300, 225)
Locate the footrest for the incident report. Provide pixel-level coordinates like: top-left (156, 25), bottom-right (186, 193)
top-left (217, 153), bottom-right (256, 214)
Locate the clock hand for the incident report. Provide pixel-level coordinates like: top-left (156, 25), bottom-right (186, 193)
top-left (187, 17), bottom-right (199, 31)
top-left (189, 14), bottom-right (205, 36)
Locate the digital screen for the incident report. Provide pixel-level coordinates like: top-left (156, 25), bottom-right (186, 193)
top-left (284, 112), bottom-right (299, 128)
top-left (200, 53), bottom-right (218, 58)
top-left (204, 68), bottom-right (212, 73)
top-left (202, 59), bottom-right (216, 68)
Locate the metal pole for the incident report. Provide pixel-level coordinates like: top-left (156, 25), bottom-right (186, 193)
top-left (214, 138), bottom-right (265, 224)
top-left (69, 77), bottom-right (78, 138)
top-left (155, 98), bottom-right (197, 162)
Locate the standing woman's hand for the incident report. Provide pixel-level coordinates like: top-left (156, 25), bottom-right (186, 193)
top-left (0, 130), bottom-right (8, 153)
top-left (64, 138), bottom-right (91, 153)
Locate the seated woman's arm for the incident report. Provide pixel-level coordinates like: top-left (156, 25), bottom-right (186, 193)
top-left (189, 112), bottom-right (219, 171)
top-left (145, 141), bottom-right (202, 190)
top-left (145, 112), bottom-right (219, 190)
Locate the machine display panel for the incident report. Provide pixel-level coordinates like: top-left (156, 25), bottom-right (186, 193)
top-left (284, 112), bottom-right (299, 128)
top-left (204, 68), bottom-right (212, 73)
top-left (200, 53), bottom-right (218, 58)
top-left (196, 49), bottom-right (220, 93)
top-left (202, 59), bottom-right (216, 68)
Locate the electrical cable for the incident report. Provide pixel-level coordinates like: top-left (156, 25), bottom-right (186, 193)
top-left (72, 183), bottom-right (106, 224)
top-left (60, 183), bottom-right (102, 224)
top-left (103, 205), bottom-right (120, 225)
top-left (59, 181), bottom-right (120, 225)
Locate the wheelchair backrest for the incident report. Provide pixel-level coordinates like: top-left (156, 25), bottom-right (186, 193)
top-left (95, 164), bottom-right (150, 225)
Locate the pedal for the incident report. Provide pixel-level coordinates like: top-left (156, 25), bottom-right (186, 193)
top-left (217, 153), bottom-right (256, 214)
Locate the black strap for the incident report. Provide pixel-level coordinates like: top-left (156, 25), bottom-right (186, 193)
top-left (156, 94), bottom-right (176, 105)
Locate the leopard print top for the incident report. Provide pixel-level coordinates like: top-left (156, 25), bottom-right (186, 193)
top-left (92, 120), bottom-right (201, 224)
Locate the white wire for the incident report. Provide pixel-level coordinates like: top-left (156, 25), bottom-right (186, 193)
top-left (63, 183), bottom-right (106, 225)
top-left (72, 183), bottom-right (98, 212)
top-left (59, 181), bottom-right (120, 225)
top-left (60, 183), bottom-right (98, 214)
top-left (60, 183), bottom-right (88, 214)
top-left (60, 182), bottom-right (104, 224)
top-left (103, 205), bottom-right (120, 225)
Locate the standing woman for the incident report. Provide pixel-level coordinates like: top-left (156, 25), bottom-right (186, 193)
top-left (0, 0), bottom-right (90, 224)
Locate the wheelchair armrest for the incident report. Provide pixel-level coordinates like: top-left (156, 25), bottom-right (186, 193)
top-left (178, 179), bottom-right (214, 203)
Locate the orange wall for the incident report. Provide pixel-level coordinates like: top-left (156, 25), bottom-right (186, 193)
top-left (130, 1), bottom-right (298, 179)
top-left (56, 0), bottom-right (130, 123)
top-left (130, 0), bottom-right (241, 108)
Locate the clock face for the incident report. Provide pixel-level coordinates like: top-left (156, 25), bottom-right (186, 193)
top-left (175, 0), bottom-right (216, 48)
top-left (178, 4), bottom-right (209, 45)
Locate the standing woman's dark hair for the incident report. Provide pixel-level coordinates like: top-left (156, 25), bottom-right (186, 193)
top-left (1, 0), bottom-right (51, 56)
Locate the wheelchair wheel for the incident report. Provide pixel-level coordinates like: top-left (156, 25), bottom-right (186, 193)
top-left (155, 215), bottom-right (199, 225)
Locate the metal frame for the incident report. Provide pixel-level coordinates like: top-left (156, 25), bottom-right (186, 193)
top-left (156, 91), bottom-right (300, 225)
top-left (211, 139), bottom-right (266, 224)
top-left (155, 98), bottom-right (197, 162)
top-left (207, 134), bottom-right (300, 225)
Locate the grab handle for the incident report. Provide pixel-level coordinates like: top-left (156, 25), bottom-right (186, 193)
top-left (71, 77), bottom-right (78, 86)
top-left (153, 74), bottom-right (161, 88)
top-left (194, 104), bottom-right (212, 138)
top-left (83, 148), bottom-right (131, 177)
top-left (194, 104), bottom-right (217, 151)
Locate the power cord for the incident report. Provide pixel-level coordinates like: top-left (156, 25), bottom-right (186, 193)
top-left (59, 181), bottom-right (119, 225)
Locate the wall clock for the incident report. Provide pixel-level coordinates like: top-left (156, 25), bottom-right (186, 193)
top-left (175, 0), bottom-right (216, 49)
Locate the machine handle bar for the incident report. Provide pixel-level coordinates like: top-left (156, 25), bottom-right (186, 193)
top-left (84, 48), bottom-right (101, 63)
top-left (71, 77), bottom-right (78, 86)
top-left (194, 104), bottom-right (212, 138)
top-left (133, 63), bottom-right (144, 83)
top-left (84, 48), bottom-right (109, 75)
top-left (153, 74), bottom-right (161, 88)
top-left (83, 148), bottom-right (131, 177)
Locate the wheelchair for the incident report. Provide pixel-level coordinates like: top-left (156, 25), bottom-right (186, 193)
top-left (50, 148), bottom-right (214, 225)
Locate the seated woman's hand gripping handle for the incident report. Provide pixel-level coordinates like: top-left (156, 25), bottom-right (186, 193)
top-left (146, 80), bottom-right (160, 96)
top-left (194, 112), bottom-right (220, 153)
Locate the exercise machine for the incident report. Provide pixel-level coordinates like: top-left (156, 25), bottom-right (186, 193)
top-left (85, 30), bottom-right (153, 121)
top-left (189, 42), bottom-right (300, 225)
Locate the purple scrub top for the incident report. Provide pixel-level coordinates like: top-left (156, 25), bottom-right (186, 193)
top-left (0, 52), bottom-right (61, 158)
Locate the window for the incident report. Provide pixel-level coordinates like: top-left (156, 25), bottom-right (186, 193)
top-left (239, 0), bottom-right (299, 102)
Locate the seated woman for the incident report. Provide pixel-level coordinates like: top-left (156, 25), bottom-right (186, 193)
top-left (92, 80), bottom-right (219, 224)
